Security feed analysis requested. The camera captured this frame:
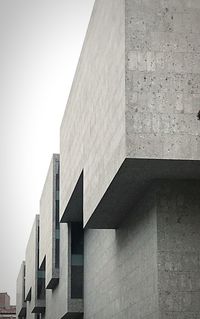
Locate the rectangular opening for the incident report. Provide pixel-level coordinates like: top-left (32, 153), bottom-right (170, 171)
top-left (37, 259), bottom-right (45, 300)
top-left (71, 222), bottom-right (83, 299)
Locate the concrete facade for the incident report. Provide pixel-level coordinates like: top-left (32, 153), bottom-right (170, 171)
top-left (17, 0), bottom-right (200, 318)
top-left (16, 262), bottom-right (26, 318)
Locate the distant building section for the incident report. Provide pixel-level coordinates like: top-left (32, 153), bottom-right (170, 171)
top-left (0, 293), bottom-right (16, 319)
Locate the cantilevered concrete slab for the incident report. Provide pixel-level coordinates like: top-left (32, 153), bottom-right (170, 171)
top-left (60, 0), bottom-right (200, 229)
top-left (86, 158), bottom-right (200, 228)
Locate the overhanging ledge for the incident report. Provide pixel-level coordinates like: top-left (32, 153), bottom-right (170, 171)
top-left (84, 158), bottom-right (200, 229)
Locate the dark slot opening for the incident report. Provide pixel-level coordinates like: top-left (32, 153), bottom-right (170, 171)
top-left (56, 173), bottom-right (59, 191)
top-left (55, 239), bottom-right (60, 269)
top-left (37, 259), bottom-right (45, 300)
top-left (55, 200), bottom-right (59, 230)
top-left (71, 222), bottom-right (83, 299)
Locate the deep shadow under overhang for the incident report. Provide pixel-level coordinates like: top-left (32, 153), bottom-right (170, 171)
top-left (85, 158), bottom-right (200, 229)
top-left (60, 172), bottom-right (83, 223)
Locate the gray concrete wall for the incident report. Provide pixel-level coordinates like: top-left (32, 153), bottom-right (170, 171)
top-left (39, 154), bottom-right (59, 288)
top-left (157, 180), bottom-right (200, 319)
top-left (84, 180), bottom-right (200, 318)
top-left (84, 190), bottom-right (159, 319)
top-left (25, 215), bottom-right (39, 319)
top-left (60, 0), bottom-right (126, 227)
top-left (125, 0), bottom-right (200, 160)
top-left (16, 261), bottom-right (26, 318)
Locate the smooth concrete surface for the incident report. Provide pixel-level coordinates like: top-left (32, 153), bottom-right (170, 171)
top-left (16, 261), bottom-right (26, 318)
top-left (39, 154), bottom-right (60, 289)
top-left (60, 0), bottom-right (126, 227)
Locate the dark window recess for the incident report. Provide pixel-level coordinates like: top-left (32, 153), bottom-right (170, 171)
top-left (55, 200), bottom-right (59, 230)
top-left (37, 279), bottom-right (45, 300)
top-left (37, 226), bottom-right (40, 270)
top-left (71, 266), bottom-right (83, 299)
top-left (71, 223), bottom-right (83, 299)
top-left (56, 173), bottom-right (59, 191)
top-left (55, 239), bottom-right (60, 269)
top-left (37, 260), bottom-right (45, 300)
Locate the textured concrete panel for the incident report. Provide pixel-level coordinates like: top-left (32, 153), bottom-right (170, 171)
top-left (60, 0), bottom-right (126, 227)
top-left (16, 261), bottom-right (26, 318)
top-left (39, 154), bottom-right (60, 289)
top-left (125, 0), bottom-right (200, 160)
top-left (157, 180), bottom-right (200, 319)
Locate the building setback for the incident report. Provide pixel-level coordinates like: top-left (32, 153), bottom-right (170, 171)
top-left (17, 0), bottom-right (200, 318)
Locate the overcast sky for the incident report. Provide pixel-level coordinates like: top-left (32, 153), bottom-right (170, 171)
top-left (0, 0), bottom-right (95, 304)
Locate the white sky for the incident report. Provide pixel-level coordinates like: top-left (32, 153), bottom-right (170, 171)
top-left (0, 0), bottom-right (95, 304)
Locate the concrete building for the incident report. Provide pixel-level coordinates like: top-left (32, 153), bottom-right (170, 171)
top-left (17, 0), bottom-right (200, 318)
top-left (0, 293), bottom-right (16, 319)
